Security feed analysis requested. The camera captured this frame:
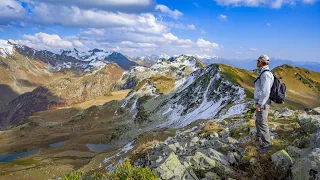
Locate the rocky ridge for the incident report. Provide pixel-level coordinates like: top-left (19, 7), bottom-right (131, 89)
top-left (99, 107), bottom-right (320, 180)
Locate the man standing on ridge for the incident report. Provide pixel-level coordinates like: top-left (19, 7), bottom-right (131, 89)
top-left (254, 54), bottom-right (274, 154)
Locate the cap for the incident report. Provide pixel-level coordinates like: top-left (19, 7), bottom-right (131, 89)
top-left (257, 54), bottom-right (270, 62)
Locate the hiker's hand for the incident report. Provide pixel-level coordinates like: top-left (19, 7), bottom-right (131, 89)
top-left (256, 105), bottom-right (261, 112)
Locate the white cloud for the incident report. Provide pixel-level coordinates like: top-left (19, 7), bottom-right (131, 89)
top-left (120, 41), bottom-right (157, 48)
top-left (303, 0), bottom-right (316, 3)
top-left (0, 0), bottom-right (27, 24)
top-left (163, 33), bottom-right (179, 41)
top-left (11, 32), bottom-right (83, 51)
top-left (31, 3), bottom-right (168, 34)
top-left (187, 24), bottom-right (196, 30)
top-left (219, 14), bottom-right (228, 21)
top-left (165, 22), bottom-right (196, 30)
top-left (155, 4), bottom-right (183, 19)
top-left (214, 0), bottom-right (316, 8)
top-left (200, 29), bottom-right (206, 34)
top-left (34, 0), bottom-right (155, 12)
top-left (73, 40), bottom-right (84, 47)
top-left (80, 28), bottom-right (106, 36)
top-left (193, 2), bottom-right (200, 7)
top-left (197, 38), bottom-right (219, 48)
top-left (248, 48), bottom-right (258, 51)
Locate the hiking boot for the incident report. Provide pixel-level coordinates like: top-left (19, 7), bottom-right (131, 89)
top-left (258, 146), bottom-right (271, 154)
top-left (254, 137), bottom-right (261, 145)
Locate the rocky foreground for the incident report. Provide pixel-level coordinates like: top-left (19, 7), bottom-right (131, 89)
top-left (57, 107), bottom-right (320, 180)
top-left (120, 107), bottom-right (320, 180)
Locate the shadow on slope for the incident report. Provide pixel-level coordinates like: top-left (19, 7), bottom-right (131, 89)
top-left (0, 86), bottom-right (65, 130)
top-left (0, 84), bottom-right (19, 111)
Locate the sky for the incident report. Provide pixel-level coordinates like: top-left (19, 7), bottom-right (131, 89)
top-left (0, 0), bottom-right (319, 61)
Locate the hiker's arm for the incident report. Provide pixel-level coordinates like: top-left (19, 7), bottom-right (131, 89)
top-left (258, 73), bottom-right (273, 107)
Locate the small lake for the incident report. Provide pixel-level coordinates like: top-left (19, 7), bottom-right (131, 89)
top-left (0, 149), bottom-right (39, 163)
top-left (49, 140), bottom-right (69, 147)
top-left (86, 144), bottom-right (112, 152)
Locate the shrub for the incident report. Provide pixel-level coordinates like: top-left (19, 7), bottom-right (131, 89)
top-left (62, 171), bottom-right (84, 180)
top-left (62, 159), bottom-right (157, 180)
top-left (107, 159), bottom-right (157, 180)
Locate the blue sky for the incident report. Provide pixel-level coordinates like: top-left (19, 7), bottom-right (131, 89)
top-left (0, 0), bottom-right (319, 61)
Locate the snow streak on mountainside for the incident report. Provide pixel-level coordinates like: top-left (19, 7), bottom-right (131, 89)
top-left (119, 61), bottom-right (249, 129)
top-left (156, 64), bottom-right (248, 128)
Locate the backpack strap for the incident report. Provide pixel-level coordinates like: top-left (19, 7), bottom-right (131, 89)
top-left (254, 69), bottom-right (271, 83)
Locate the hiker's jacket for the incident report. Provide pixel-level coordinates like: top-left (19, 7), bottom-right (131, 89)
top-left (254, 66), bottom-right (274, 107)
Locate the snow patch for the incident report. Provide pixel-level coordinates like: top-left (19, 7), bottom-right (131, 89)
top-left (0, 40), bottom-right (14, 58)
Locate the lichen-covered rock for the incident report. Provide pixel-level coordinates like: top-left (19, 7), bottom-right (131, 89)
top-left (154, 152), bottom-right (190, 179)
top-left (274, 108), bottom-right (295, 119)
top-left (198, 148), bottom-right (230, 166)
top-left (312, 130), bottom-right (320, 149)
top-left (297, 114), bottom-right (320, 133)
top-left (292, 136), bottom-right (312, 149)
top-left (227, 151), bottom-right (237, 165)
top-left (219, 127), bottom-right (230, 138)
top-left (314, 107), bottom-right (320, 115)
top-left (226, 137), bottom-right (239, 144)
top-left (286, 145), bottom-right (302, 159)
top-left (185, 152), bottom-right (233, 177)
top-left (271, 150), bottom-right (293, 168)
top-left (190, 136), bottom-right (200, 147)
top-left (203, 172), bottom-right (221, 180)
top-left (291, 148), bottom-right (320, 180)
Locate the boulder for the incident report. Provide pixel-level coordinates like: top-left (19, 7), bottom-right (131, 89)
top-left (313, 107), bottom-right (320, 115)
top-left (226, 137), bottom-right (239, 144)
top-left (219, 127), bottom-right (230, 138)
top-left (190, 136), bottom-right (200, 147)
top-left (249, 157), bottom-right (257, 165)
top-left (227, 152), bottom-right (237, 165)
top-left (185, 152), bottom-right (233, 177)
top-left (205, 148), bottom-right (229, 166)
top-left (154, 152), bottom-right (191, 180)
top-left (203, 172), bottom-right (221, 180)
top-left (312, 130), bottom-right (320, 149)
top-left (292, 136), bottom-right (311, 149)
top-left (297, 114), bottom-right (320, 133)
top-left (285, 145), bottom-right (302, 159)
top-left (274, 108), bottom-right (295, 119)
top-left (167, 142), bottom-right (181, 153)
top-left (271, 150), bottom-right (293, 168)
top-left (291, 148), bottom-right (320, 180)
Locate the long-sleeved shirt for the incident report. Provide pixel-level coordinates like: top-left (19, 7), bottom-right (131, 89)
top-left (254, 66), bottom-right (274, 107)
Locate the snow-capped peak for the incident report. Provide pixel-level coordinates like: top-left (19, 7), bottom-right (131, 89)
top-left (61, 48), bottom-right (113, 62)
top-left (159, 53), bottom-right (170, 59)
top-left (0, 40), bottom-right (14, 58)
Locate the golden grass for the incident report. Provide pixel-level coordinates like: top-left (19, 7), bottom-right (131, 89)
top-left (72, 90), bottom-right (130, 109)
top-left (198, 121), bottom-right (225, 137)
top-left (220, 64), bottom-right (320, 109)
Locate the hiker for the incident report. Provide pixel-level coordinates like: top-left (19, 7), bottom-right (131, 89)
top-left (254, 54), bottom-right (274, 154)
